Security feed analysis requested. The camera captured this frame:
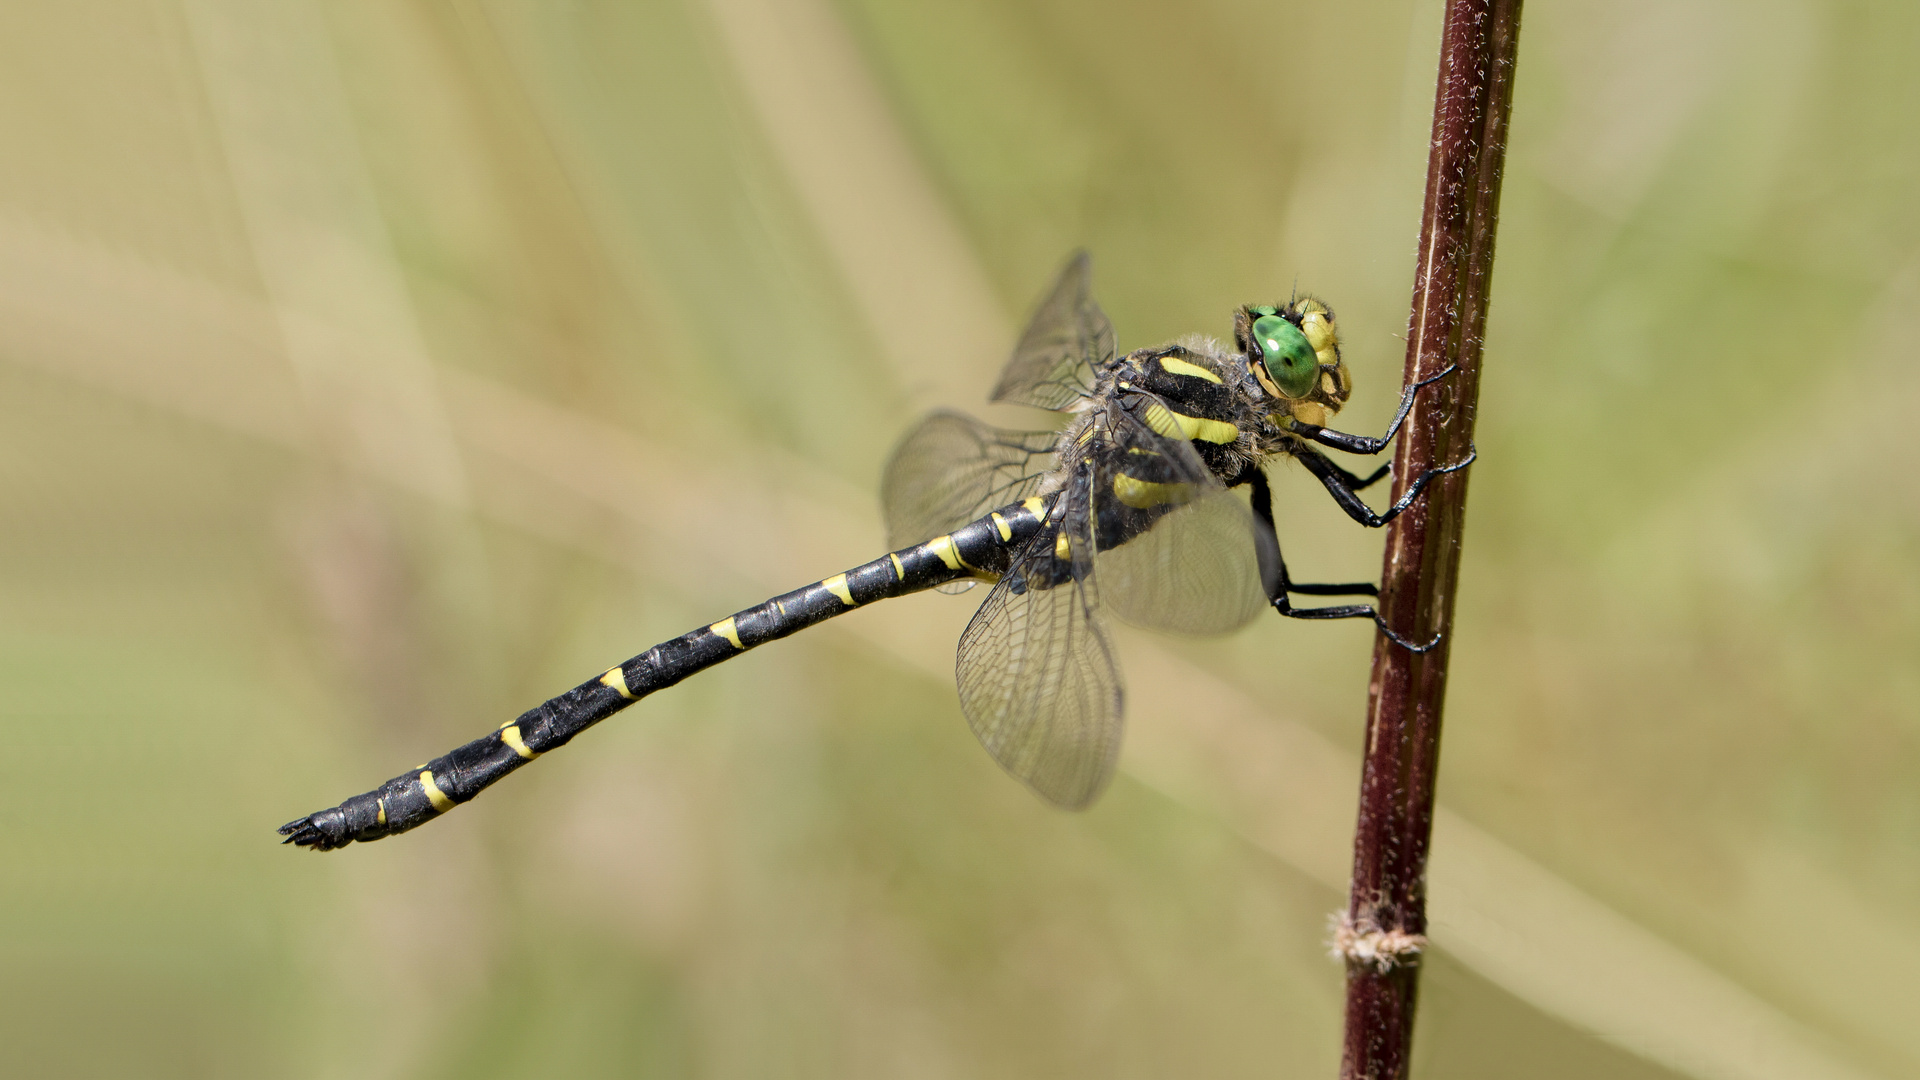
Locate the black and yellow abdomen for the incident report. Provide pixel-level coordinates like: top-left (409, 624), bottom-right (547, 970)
top-left (280, 495), bottom-right (1054, 851)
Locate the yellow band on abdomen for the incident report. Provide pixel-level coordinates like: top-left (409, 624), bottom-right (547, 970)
top-left (501, 725), bottom-right (538, 760)
top-left (927, 535), bottom-right (979, 572)
top-left (600, 666), bottom-right (633, 699)
top-left (420, 771), bottom-right (454, 813)
top-left (822, 573), bottom-right (855, 605)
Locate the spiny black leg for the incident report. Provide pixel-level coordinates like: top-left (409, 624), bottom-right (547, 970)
top-left (1239, 467), bottom-right (1374, 599)
top-left (1290, 363), bottom-right (1457, 455)
top-left (1296, 444), bottom-right (1476, 529)
top-left (1234, 465), bottom-right (1441, 653)
top-left (1276, 600), bottom-right (1442, 653)
top-left (1290, 581), bottom-right (1378, 596)
top-left (1245, 464), bottom-right (1286, 599)
top-left (1321, 458), bottom-right (1394, 494)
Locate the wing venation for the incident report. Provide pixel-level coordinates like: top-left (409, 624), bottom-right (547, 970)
top-left (955, 480), bottom-right (1122, 808)
top-left (881, 410), bottom-right (1059, 549)
top-left (989, 251), bottom-right (1115, 411)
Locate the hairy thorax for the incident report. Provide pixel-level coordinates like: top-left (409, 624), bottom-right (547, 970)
top-left (1046, 338), bottom-right (1309, 495)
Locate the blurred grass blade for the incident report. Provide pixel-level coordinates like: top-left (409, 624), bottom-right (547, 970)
top-left (1, 94), bottom-right (1885, 1080)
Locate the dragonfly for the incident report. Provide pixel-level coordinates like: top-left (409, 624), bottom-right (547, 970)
top-left (280, 252), bottom-right (1469, 850)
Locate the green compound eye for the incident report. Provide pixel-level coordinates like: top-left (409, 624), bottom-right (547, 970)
top-left (1251, 314), bottom-right (1319, 399)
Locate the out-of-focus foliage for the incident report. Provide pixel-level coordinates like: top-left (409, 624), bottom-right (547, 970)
top-left (0, 1), bottom-right (1914, 1078)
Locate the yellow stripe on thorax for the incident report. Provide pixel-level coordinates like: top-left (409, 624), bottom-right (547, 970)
top-left (1022, 496), bottom-right (1047, 519)
top-left (991, 512), bottom-right (1012, 541)
top-left (1113, 473), bottom-right (1198, 509)
top-left (711, 617), bottom-right (743, 649)
top-left (1157, 354), bottom-right (1223, 383)
top-left (420, 771), bottom-right (454, 813)
top-left (1140, 400), bottom-right (1238, 444)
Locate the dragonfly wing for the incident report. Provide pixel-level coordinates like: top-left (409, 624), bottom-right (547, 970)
top-left (881, 410), bottom-right (1059, 550)
top-left (1089, 399), bottom-right (1266, 635)
top-left (955, 480), bottom-right (1123, 808)
top-left (989, 251), bottom-right (1116, 412)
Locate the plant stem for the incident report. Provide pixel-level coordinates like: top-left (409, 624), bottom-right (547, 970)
top-left (1337, 2), bottom-right (1521, 1078)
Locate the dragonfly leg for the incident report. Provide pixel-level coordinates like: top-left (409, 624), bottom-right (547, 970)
top-left (1289, 363), bottom-right (1457, 455)
top-left (1276, 600), bottom-right (1441, 653)
top-left (1239, 466), bottom-right (1442, 653)
top-left (1314, 456), bottom-right (1393, 494)
top-left (1296, 445), bottom-right (1475, 529)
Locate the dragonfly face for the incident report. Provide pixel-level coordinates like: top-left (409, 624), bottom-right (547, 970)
top-left (1236, 300), bottom-right (1353, 430)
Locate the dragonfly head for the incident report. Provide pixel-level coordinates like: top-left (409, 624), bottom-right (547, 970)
top-left (1237, 299), bottom-right (1351, 427)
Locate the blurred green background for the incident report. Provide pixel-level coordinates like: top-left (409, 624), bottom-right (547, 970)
top-left (2, 1), bottom-right (1916, 1077)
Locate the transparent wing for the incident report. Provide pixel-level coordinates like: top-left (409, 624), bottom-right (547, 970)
top-left (881, 410), bottom-right (1059, 550)
top-left (955, 477), bottom-right (1123, 808)
top-left (990, 251), bottom-right (1116, 412)
top-left (1089, 398), bottom-right (1266, 635)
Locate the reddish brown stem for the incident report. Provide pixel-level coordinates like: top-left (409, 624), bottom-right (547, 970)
top-left (1338, 2), bottom-right (1521, 1078)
